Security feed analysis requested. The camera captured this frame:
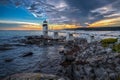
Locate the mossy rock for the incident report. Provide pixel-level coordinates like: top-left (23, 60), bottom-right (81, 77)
top-left (101, 38), bottom-right (118, 44)
top-left (101, 38), bottom-right (118, 47)
top-left (112, 43), bottom-right (120, 53)
top-left (117, 75), bottom-right (120, 80)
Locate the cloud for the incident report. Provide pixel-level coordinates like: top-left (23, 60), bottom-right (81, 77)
top-left (0, 24), bottom-right (42, 30)
top-left (91, 6), bottom-right (115, 15)
top-left (1, 0), bottom-right (120, 27)
top-left (49, 16), bottom-right (70, 23)
top-left (8, 0), bottom-right (81, 24)
top-left (89, 17), bottom-right (120, 27)
top-left (104, 13), bottom-right (120, 18)
top-left (0, 20), bottom-right (41, 30)
top-left (0, 20), bottom-right (39, 25)
top-left (90, 0), bottom-right (120, 21)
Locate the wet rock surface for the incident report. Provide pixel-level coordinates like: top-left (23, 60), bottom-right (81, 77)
top-left (0, 44), bottom-right (14, 51)
top-left (19, 36), bottom-right (65, 46)
top-left (21, 52), bottom-right (33, 57)
top-left (0, 36), bottom-right (67, 79)
top-left (59, 38), bottom-right (120, 80)
top-left (4, 58), bottom-right (13, 62)
top-left (2, 73), bottom-right (65, 80)
top-left (1, 36), bottom-right (120, 80)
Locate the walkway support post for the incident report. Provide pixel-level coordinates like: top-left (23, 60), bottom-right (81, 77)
top-left (53, 32), bottom-right (59, 39)
top-left (87, 35), bottom-right (95, 43)
top-left (66, 32), bottom-right (73, 41)
top-left (117, 35), bottom-right (120, 43)
top-left (90, 35), bottom-right (95, 42)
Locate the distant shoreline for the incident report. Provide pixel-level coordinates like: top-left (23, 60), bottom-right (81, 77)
top-left (0, 26), bottom-right (120, 31)
top-left (65, 26), bottom-right (120, 31)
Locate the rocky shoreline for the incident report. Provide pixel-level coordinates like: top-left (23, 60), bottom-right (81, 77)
top-left (59, 39), bottom-right (120, 80)
top-left (1, 36), bottom-right (120, 80)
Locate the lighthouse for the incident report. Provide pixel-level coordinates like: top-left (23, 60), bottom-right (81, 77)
top-left (42, 20), bottom-right (48, 37)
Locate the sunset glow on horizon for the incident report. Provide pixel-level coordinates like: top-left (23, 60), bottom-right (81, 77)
top-left (88, 17), bottom-right (120, 27)
top-left (0, 0), bottom-right (120, 30)
top-left (0, 20), bottom-right (80, 30)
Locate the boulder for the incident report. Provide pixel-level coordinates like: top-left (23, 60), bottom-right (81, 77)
top-left (84, 65), bottom-right (92, 76)
top-left (94, 67), bottom-right (108, 80)
top-left (4, 58), bottom-right (13, 62)
top-left (109, 73), bottom-right (117, 80)
top-left (22, 52), bottom-right (33, 57)
top-left (0, 44), bottom-right (13, 51)
top-left (59, 50), bottom-right (65, 54)
top-left (0, 47), bottom-right (13, 51)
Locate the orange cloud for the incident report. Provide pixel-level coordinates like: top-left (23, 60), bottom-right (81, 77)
top-left (49, 24), bottom-right (80, 30)
top-left (89, 17), bottom-right (120, 27)
top-left (0, 24), bottom-right (42, 30)
top-left (21, 24), bottom-right (42, 30)
top-left (0, 24), bottom-right (80, 30)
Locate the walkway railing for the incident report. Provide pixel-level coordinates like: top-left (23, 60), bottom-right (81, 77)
top-left (47, 30), bottom-right (120, 43)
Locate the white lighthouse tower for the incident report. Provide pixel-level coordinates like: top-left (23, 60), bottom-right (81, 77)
top-left (42, 20), bottom-right (48, 37)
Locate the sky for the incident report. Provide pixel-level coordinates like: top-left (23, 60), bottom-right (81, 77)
top-left (0, 0), bottom-right (120, 30)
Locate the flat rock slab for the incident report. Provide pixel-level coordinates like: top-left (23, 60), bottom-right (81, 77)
top-left (2, 73), bottom-right (63, 80)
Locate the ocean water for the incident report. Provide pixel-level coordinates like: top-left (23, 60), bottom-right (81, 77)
top-left (0, 30), bottom-right (43, 39)
top-left (0, 30), bottom-right (63, 78)
top-left (0, 30), bottom-right (119, 40)
top-left (0, 30), bottom-right (120, 78)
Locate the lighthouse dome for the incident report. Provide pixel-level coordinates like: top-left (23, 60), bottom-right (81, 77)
top-left (43, 20), bottom-right (47, 24)
top-left (43, 20), bottom-right (48, 26)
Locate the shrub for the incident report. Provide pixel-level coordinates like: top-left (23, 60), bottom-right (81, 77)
top-left (112, 43), bottom-right (120, 53)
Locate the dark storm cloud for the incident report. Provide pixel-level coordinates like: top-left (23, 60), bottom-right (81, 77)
top-left (90, 1), bottom-right (120, 19)
top-left (64, 0), bottom-right (117, 25)
top-left (0, 0), bottom-right (120, 26)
